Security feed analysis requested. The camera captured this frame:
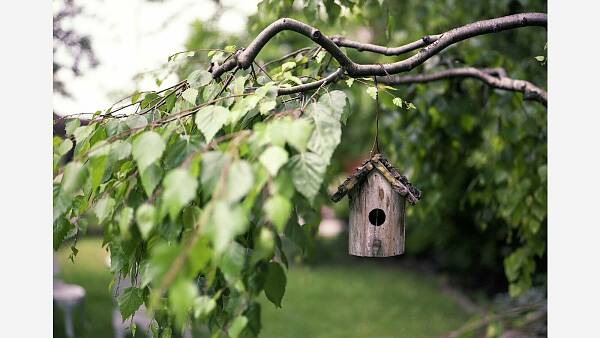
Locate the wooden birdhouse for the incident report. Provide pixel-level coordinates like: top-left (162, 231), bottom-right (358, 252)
top-left (331, 153), bottom-right (422, 257)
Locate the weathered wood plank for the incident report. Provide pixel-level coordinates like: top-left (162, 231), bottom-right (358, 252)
top-left (349, 170), bottom-right (406, 257)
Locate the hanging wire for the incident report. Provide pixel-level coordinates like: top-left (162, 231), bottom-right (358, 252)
top-left (369, 75), bottom-right (381, 156)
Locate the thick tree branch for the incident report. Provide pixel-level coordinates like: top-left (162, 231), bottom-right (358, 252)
top-left (212, 12), bottom-right (546, 80)
top-left (377, 67), bottom-right (547, 106)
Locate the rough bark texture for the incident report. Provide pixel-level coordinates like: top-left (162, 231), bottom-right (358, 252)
top-left (349, 170), bottom-right (406, 257)
top-left (212, 13), bottom-right (547, 80)
top-left (377, 67), bottom-right (547, 106)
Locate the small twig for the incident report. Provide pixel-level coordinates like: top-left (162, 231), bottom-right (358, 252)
top-left (263, 47), bottom-right (314, 68)
top-left (212, 66), bottom-right (239, 100)
top-left (252, 61), bottom-right (273, 81)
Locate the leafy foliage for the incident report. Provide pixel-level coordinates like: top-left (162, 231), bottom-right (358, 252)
top-left (53, 51), bottom-right (348, 336)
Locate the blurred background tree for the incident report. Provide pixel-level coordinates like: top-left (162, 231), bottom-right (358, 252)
top-left (185, 0), bottom-right (547, 297)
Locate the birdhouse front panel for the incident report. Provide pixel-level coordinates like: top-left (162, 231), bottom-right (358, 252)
top-left (348, 170), bottom-right (406, 257)
top-left (331, 153), bottom-right (421, 258)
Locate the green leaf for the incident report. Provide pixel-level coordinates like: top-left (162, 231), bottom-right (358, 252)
top-left (88, 140), bottom-right (110, 158)
top-left (273, 170), bottom-right (295, 199)
top-left (131, 90), bottom-right (142, 104)
top-left (65, 119), bottom-right (80, 136)
top-left (346, 78), bottom-right (354, 87)
top-left (58, 139), bottom-right (73, 156)
top-left (259, 99), bottom-right (277, 115)
top-left (287, 118), bottom-right (313, 153)
top-left (226, 160), bottom-right (255, 203)
top-left (255, 82), bottom-right (276, 99)
top-left (54, 217), bottom-right (74, 250)
top-left (306, 102), bottom-right (342, 163)
top-left (264, 262), bottom-right (286, 308)
top-left (188, 236), bottom-right (212, 274)
top-left (534, 56), bottom-right (545, 62)
top-left (230, 95), bottom-right (260, 125)
top-left (163, 168), bottom-right (198, 220)
top-left (61, 161), bottom-right (88, 194)
top-left (283, 73), bottom-right (303, 85)
top-left (392, 97), bottom-right (403, 107)
top-left (281, 61), bottom-right (296, 72)
top-left (143, 243), bottom-right (180, 286)
top-left (187, 69), bottom-right (213, 88)
top-left (110, 140), bottom-right (132, 160)
top-left (118, 207), bottom-right (134, 235)
top-left (117, 287), bottom-right (144, 320)
top-left (231, 75), bottom-right (248, 96)
top-left (228, 315), bottom-right (248, 338)
top-left (201, 151), bottom-right (230, 196)
top-left (315, 50), bottom-right (326, 63)
top-left (208, 202), bottom-right (248, 253)
top-left (265, 119), bottom-right (288, 147)
top-left (136, 203), bottom-right (156, 239)
top-left (251, 228), bottom-right (274, 264)
top-left (73, 125), bottom-right (94, 144)
top-left (290, 152), bottom-right (327, 201)
top-left (284, 217), bottom-right (308, 252)
top-left (182, 88), bottom-right (199, 104)
top-left (169, 279), bottom-right (198, 326)
top-left (366, 86), bottom-right (378, 100)
top-left (125, 114), bottom-right (148, 130)
top-left (195, 105), bottom-right (229, 142)
top-left (193, 295), bottom-right (216, 319)
top-left (89, 155), bottom-right (108, 191)
top-left (182, 206), bottom-right (202, 230)
top-left (93, 196), bottom-right (114, 224)
top-left (141, 92), bottom-right (160, 109)
top-left (53, 192), bottom-right (72, 222)
top-left (141, 163), bottom-right (163, 197)
top-left (264, 195), bottom-right (292, 232)
top-left (132, 131), bottom-right (165, 172)
top-left (218, 241), bottom-right (245, 281)
top-left (259, 146), bottom-right (288, 176)
top-left (318, 90), bottom-right (348, 120)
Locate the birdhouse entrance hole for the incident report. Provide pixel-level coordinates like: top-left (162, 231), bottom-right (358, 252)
top-left (368, 208), bottom-right (386, 226)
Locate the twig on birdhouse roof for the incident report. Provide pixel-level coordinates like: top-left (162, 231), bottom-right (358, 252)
top-left (331, 153), bottom-right (422, 205)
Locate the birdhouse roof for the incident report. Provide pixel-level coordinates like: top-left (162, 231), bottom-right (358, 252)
top-left (331, 153), bottom-right (422, 205)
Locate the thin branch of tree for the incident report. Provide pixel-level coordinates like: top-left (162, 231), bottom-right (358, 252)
top-left (262, 46), bottom-right (314, 68)
top-left (377, 67), bottom-right (547, 106)
top-left (277, 68), bottom-right (344, 95)
top-left (330, 34), bottom-right (441, 56)
top-left (212, 13), bottom-right (546, 80)
top-left (56, 13), bottom-right (547, 128)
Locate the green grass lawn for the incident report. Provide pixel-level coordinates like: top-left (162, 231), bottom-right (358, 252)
top-left (54, 238), bottom-right (468, 338)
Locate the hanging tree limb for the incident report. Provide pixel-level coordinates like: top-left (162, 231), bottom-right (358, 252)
top-left (377, 67), bottom-right (547, 106)
top-left (212, 12), bottom-right (546, 81)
